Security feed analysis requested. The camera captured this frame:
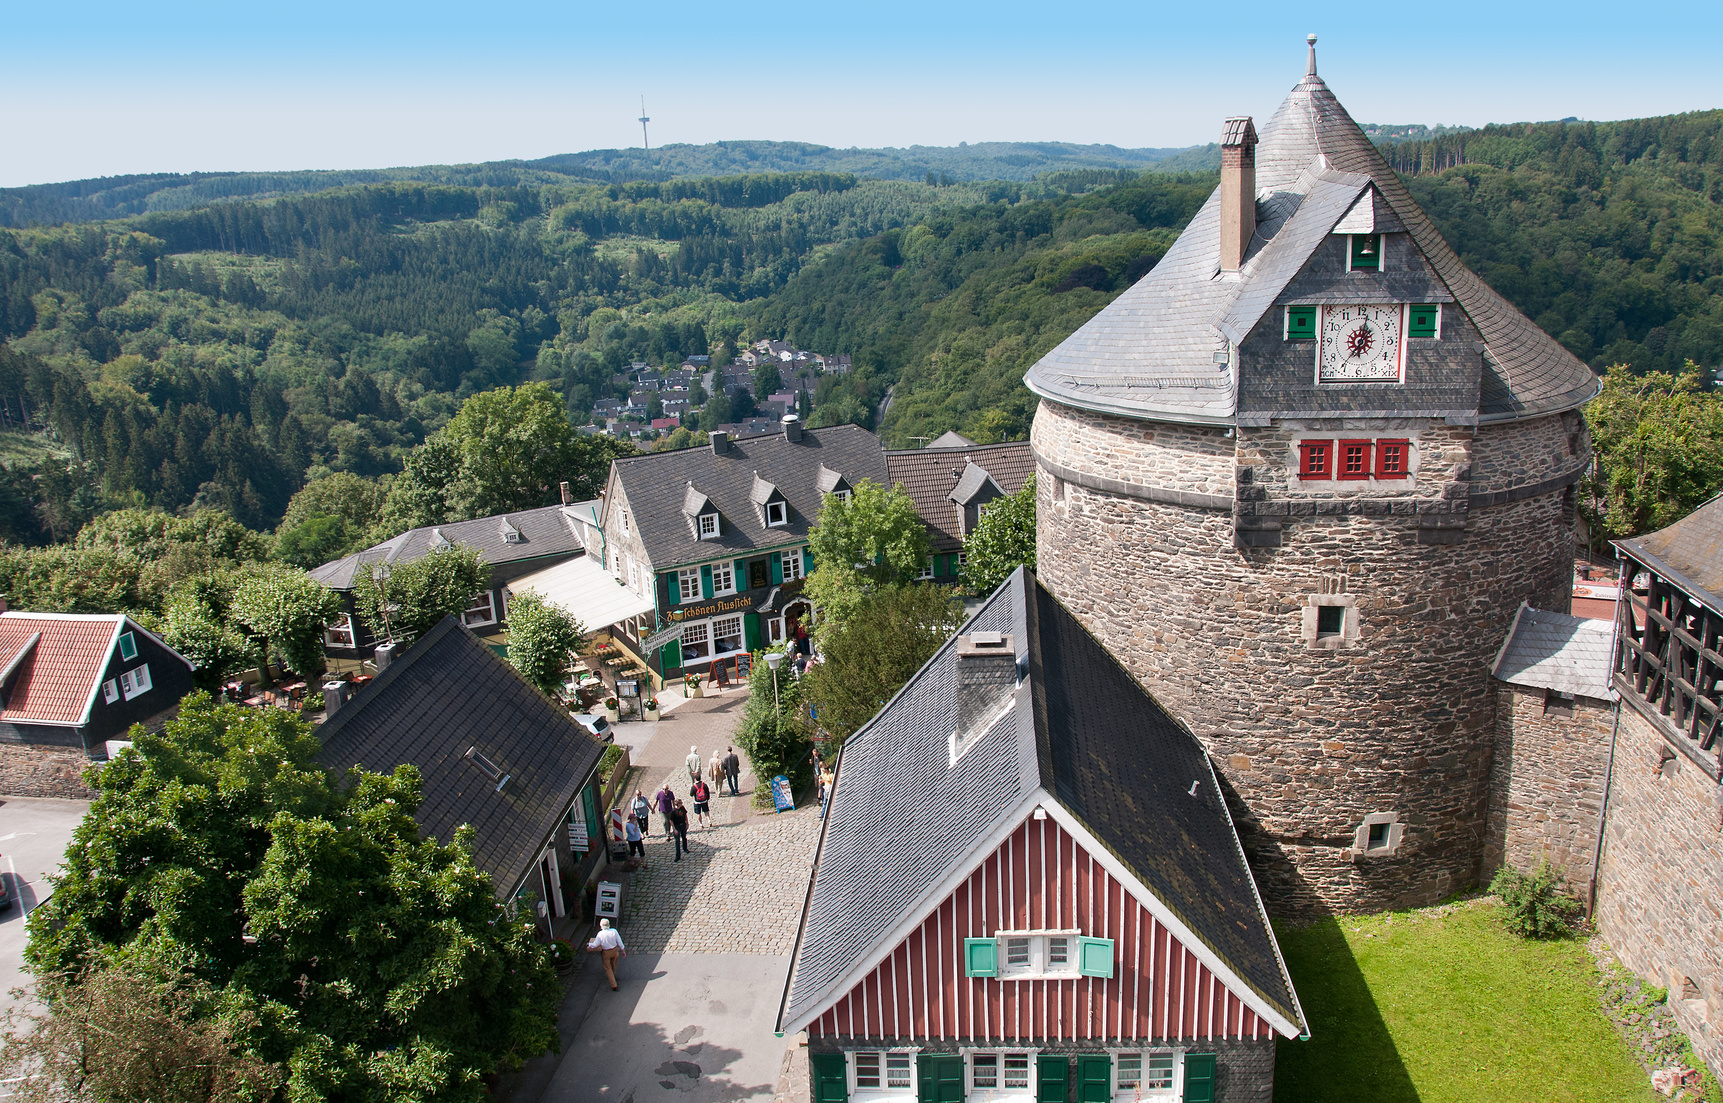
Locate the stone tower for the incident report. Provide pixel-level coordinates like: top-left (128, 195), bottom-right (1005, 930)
top-left (1026, 39), bottom-right (1598, 914)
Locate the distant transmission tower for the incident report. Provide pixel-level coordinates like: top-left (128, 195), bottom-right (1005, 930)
top-left (638, 97), bottom-right (651, 151)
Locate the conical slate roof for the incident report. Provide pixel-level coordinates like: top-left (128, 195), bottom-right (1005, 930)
top-left (1024, 45), bottom-right (1599, 425)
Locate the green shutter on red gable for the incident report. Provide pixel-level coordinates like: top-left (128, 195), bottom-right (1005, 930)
top-left (1076, 1055), bottom-right (1111, 1103)
top-left (810, 1053), bottom-right (848, 1102)
top-left (1076, 936), bottom-right (1115, 978)
top-left (918, 1055), bottom-right (963, 1103)
top-left (1181, 1053), bottom-right (1217, 1103)
top-left (963, 937), bottom-right (998, 977)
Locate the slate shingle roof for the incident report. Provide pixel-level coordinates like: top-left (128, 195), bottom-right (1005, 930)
top-left (1616, 493), bottom-right (1723, 612)
top-left (885, 441), bottom-right (1035, 552)
top-left (781, 569), bottom-right (1301, 1033)
top-left (309, 503), bottom-right (585, 591)
top-left (1491, 604), bottom-right (1616, 701)
top-left (314, 617), bottom-right (606, 897)
top-left (613, 425), bottom-right (887, 570)
top-left (1024, 53), bottom-right (1598, 425)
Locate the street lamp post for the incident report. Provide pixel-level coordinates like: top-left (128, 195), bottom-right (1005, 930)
top-left (765, 650), bottom-right (782, 716)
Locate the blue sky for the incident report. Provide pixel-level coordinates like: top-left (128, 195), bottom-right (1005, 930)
top-left (4, 0), bottom-right (1721, 187)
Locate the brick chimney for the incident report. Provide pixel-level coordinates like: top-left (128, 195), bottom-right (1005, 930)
top-left (709, 430), bottom-right (730, 455)
top-left (1219, 116), bottom-right (1259, 273)
top-left (559, 480), bottom-right (572, 505)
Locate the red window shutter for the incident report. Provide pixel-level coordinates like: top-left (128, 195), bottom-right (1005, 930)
top-left (1339, 439), bottom-right (1373, 480)
top-left (1299, 440), bottom-right (1334, 480)
top-left (1376, 439), bottom-right (1410, 477)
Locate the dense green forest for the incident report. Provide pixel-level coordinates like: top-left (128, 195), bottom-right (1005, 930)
top-left (1, 106), bottom-right (1719, 562)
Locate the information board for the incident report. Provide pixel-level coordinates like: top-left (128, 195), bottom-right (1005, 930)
top-left (568, 817), bottom-right (589, 853)
top-left (617, 679), bottom-right (639, 697)
top-left (770, 774), bottom-right (795, 813)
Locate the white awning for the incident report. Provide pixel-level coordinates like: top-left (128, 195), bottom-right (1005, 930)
top-left (508, 554), bottom-right (655, 629)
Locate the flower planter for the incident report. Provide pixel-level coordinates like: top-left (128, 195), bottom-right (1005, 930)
top-left (687, 682), bottom-right (703, 699)
top-left (644, 706), bottom-right (660, 721)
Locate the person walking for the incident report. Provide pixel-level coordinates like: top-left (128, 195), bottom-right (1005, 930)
top-left (655, 783), bottom-right (675, 839)
top-left (707, 748), bottom-right (724, 792)
top-left (588, 918), bottom-right (625, 990)
top-left (691, 776), bottom-right (712, 829)
top-left (723, 746), bottom-right (741, 797)
top-left (624, 816), bottom-right (646, 862)
top-left (670, 799), bottom-right (690, 861)
top-left (818, 763), bottom-right (835, 819)
top-left (685, 745), bottom-right (702, 786)
top-left (630, 790), bottom-right (651, 837)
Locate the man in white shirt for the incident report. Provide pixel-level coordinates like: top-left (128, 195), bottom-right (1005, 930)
top-left (685, 745), bottom-right (702, 784)
top-left (591, 918), bottom-right (625, 990)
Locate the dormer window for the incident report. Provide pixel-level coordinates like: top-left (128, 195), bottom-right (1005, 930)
top-left (699, 512), bottom-right (719, 539)
top-left (1348, 233), bottom-right (1381, 270)
top-left (766, 501), bottom-right (787, 527)
top-left (499, 518), bottom-right (522, 544)
top-left (833, 489), bottom-right (852, 504)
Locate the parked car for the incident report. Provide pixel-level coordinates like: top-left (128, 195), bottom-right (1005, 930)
top-left (571, 713), bottom-right (613, 743)
top-left (0, 863), bottom-right (11, 911)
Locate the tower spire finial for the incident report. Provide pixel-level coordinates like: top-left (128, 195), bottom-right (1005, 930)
top-left (1306, 34), bottom-right (1318, 77)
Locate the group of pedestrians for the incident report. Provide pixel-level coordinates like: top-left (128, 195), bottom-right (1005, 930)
top-left (625, 744), bottom-right (745, 864)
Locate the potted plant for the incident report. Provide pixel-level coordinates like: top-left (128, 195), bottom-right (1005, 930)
top-left (549, 938), bottom-right (576, 974)
top-left (643, 697), bottom-right (660, 721)
top-left (686, 673), bottom-right (703, 699)
top-left (603, 697), bottom-right (619, 722)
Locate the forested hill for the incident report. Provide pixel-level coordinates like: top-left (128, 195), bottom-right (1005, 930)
top-left (0, 140), bottom-right (1214, 229)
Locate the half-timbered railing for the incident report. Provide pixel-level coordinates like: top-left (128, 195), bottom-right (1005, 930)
top-left (1614, 568), bottom-right (1723, 772)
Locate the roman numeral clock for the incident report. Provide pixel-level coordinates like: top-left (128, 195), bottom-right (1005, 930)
top-left (1318, 304), bottom-right (1404, 383)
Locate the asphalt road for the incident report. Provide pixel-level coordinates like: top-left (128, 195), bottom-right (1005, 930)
top-left (0, 797), bottom-right (90, 1015)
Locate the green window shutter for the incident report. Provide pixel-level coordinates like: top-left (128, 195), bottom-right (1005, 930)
top-left (918, 1055), bottom-right (963, 1103)
top-left (770, 552), bottom-right (783, 586)
top-left (743, 613), bottom-right (763, 653)
top-left (735, 560), bottom-right (747, 588)
top-left (1350, 233), bottom-right (1381, 269)
top-left (663, 573), bottom-right (679, 607)
top-left (1181, 1053), bottom-right (1217, 1103)
top-left (963, 937), bottom-right (998, 977)
top-left (1076, 1055), bottom-right (1111, 1103)
top-left (1036, 1054), bottom-right (1069, 1103)
top-left (1409, 303), bottom-right (1440, 338)
top-left (810, 1053), bottom-right (848, 1103)
top-left (1285, 305), bottom-right (1316, 340)
top-left (1077, 936), bottom-right (1115, 978)
top-left (701, 565), bottom-right (713, 599)
top-left (801, 545), bottom-right (814, 571)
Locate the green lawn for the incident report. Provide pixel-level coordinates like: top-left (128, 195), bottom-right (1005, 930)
top-left (1274, 901), bottom-right (1655, 1103)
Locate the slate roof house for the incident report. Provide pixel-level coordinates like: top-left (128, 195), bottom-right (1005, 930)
top-left (779, 569), bottom-right (1304, 1102)
top-left (0, 612), bottom-right (198, 760)
top-left (885, 438), bottom-right (1034, 584)
top-left (314, 616), bottom-right (609, 916)
top-left (590, 419), bottom-right (887, 679)
top-left (310, 501), bottom-right (593, 660)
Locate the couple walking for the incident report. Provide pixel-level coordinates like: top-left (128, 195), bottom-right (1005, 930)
top-left (690, 744), bottom-right (742, 798)
top-left (632, 783), bottom-right (694, 861)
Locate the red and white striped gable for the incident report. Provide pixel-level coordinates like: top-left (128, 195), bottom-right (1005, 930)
top-left (802, 813), bottom-right (1287, 1043)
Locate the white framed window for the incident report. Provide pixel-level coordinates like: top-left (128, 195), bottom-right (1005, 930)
top-left (957, 550), bottom-right (968, 567)
top-left (990, 931), bottom-right (1083, 979)
top-left (1110, 1049), bottom-right (1178, 1099)
top-left (849, 1049), bottom-right (916, 1098)
top-left (768, 616), bottom-right (786, 643)
top-left (713, 615), bottom-right (744, 655)
top-left (698, 512), bottom-right (720, 539)
top-left (680, 622), bottom-right (710, 662)
top-left (678, 568), bottom-right (701, 602)
top-left (833, 489), bottom-right (852, 504)
top-left (915, 556), bottom-right (934, 581)
top-left (781, 548), bottom-right (804, 582)
top-left (324, 613), bottom-right (356, 648)
top-left (766, 500), bottom-right (788, 527)
top-left (967, 1050), bottom-right (1035, 1099)
top-left (117, 631), bottom-right (137, 661)
top-left (463, 590), bottom-right (497, 628)
top-left (619, 508), bottom-right (630, 536)
top-left (119, 664), bottom-right (152, 701)
top-left (711, 562), bottom-right (736, 596)
top-left (628, 559), bottom-right (640, 594)
top-left (102, 678), bottom-right (119, 704)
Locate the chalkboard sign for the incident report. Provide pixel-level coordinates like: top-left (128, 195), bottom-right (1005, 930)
top-left (770, 774), bottom-right (795, 813)
top-left (735, 652), bottom-right (753, 679)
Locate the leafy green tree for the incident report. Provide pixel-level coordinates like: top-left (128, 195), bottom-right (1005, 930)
top-left (701, 392), bottom-right (733, 430)
top-left (806, 478), bottom-right (929, 588)
top-left (0, 958), bottom-right (282, 1103)
top-left (804, 583), bottom-right (964, 745)
top-left (1582, 362), bottom-right (1723, 541)
top-left (228, 566), bottom-right (341, 681)
top-left (273, 514), bottom-right (355, 570)
top-left (158, 574), bottom-right (253, 691)
top-left (353, 544), bottom-right (487, 644)
top-left (25, 695), bottom-right (560, 1103)
top-left (959, 475), bottom-right (1036, 593)
top-left (0, 545), bottom-right (143, 613)
top-left (504, 592), bottom-right (585, 697)
top-left (753, 362), bottom-right (783, 401)
top-left (376, 433), bottom-right (466, 534)
top-left (736, 646), bottom-right (814, 803)
top-left (276, 473), bottom-right (391, 566)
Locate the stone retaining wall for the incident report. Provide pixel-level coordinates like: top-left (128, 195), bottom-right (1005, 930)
top-left (1482, 684), bottom-right (1613, 885)
top-left (0, 744), bottom-right (98, 800)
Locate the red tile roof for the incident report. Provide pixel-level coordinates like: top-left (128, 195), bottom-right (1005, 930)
top-left (885, 441), bottom-right (1035, 552)
top-left (0, 614), bottom-right (121, 726)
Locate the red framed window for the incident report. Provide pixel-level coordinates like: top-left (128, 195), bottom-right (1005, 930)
top-left (1299, 439), bottom-right (1334, 480)
top-left (1376, 439), bottom-right (1410, 478)
top-left (1338, 439), bottom-right (1373, 480)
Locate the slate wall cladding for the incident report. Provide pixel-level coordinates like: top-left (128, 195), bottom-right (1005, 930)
top-left (1594, 704), bottom-right (1723, 1078)
top-left (1482, 685), bottom-right (1613, 884)
top-left (1239, 234), bottom-right (1483, 417)
top-left (1033, 396), bottom-right (1576, 914)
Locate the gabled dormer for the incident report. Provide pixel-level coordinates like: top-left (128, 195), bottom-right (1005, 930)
top-left (750, 473), bottom-right (790, 529)
top-left (498, 517), bottom-right (523, 545)
top-left (684, 484), bottom-right (721, 540)
top-left (428, 528), bottom-right (452, 550)
top-left (948, 460), bottom-right (1005, 537)
top-left (817, 464), bottom-right (852, 504)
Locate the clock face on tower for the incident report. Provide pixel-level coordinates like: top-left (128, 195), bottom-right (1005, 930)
top-left (1317, 304), bottom-right (1405, 384)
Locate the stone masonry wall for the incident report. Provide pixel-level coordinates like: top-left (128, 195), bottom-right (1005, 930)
top-left (0, 744), bottom-right (97, 799)
top-left (1470, 409), bottom-right (1590, 492)
top-left (1482, 684), bottom-right (1613, 885)
top-left (1033, 397), bottom-right (1576, 915)
top-left (1029, 402), bottom-right (1235, 500)
top-left (1594, 702), bottom-right (1723, 1080)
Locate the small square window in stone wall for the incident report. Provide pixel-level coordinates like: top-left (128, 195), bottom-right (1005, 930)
top-left (1302, 593), bottom-right (1362, 650)
top-left (1351, 812), bottom-right (1404, 858)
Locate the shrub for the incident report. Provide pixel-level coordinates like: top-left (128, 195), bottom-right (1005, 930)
top-left (1490, 859), bottom-right (1582, 938)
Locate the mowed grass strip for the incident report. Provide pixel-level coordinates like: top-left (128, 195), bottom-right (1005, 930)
top-left (1273, 900), bottom-right (1655, 1103)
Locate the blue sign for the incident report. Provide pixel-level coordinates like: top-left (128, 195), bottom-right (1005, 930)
top-left (770, 774), bottom-right (795, 813)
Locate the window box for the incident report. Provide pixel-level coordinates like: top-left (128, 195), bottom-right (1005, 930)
top-left (1338, 439), bottom-right (1373, 480)
top-left (1298, 440), bottom-right (1334, 480)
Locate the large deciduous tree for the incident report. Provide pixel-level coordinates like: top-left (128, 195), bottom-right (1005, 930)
top-left (804, 479), bottom-right (930, 638)
top-left (504, 592), bottom-right (585, 698)
top-left (804, 583), bottom-right (965, 747)
top-left (228, 566), bottom-right (342, 681)
top-left (958, 474), bottom-right (1036, 594)
top-left (353, 543), bottom-right (487, 644)
top-left (1583, 362), bottom-right (1723, 542)
top-left (25, 695), bottom-right (560, 1103)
